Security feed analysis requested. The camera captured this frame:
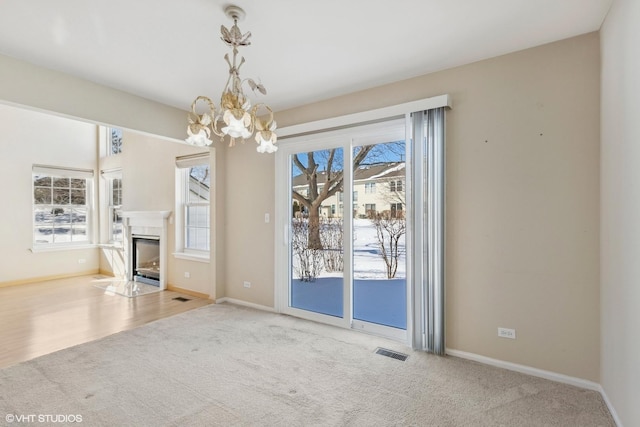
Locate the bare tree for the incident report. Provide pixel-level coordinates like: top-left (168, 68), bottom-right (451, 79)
top-left (371, 213), bottom-right (406, 279)
top-left (292, 146), bottom-right (374, 249)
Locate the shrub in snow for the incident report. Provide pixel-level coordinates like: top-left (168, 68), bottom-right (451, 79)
top-left (320, 217), bottom-right (344, 273)
top-left (371, 213), bottom-right (406, 279)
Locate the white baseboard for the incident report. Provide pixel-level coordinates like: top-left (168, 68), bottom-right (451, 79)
top-left (446, 348), bottom-right (623, 426)
top-left (445, 348), bottom-right (600, 391)
top-left (597, 385), bottom-right (624, 427)
top-left (215, 297), bottom-right (275, 313)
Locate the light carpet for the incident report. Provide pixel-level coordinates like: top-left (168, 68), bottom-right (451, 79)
top-left (0, 304), bottom-right (614, 426)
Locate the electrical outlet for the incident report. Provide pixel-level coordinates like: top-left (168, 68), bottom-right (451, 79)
top-left (184, 272), bottom-right (190, 279)
top-left (264, 213), bottom-right (270, 223)
top-left (243, 281), bottom-right (251, 288)
top-left (498, 327), bottom-right (516, 339)
top-left (78, 258), bottom-right (86, 264)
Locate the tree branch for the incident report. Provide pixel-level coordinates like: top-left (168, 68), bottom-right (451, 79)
top-left (292, 190), bottom-right (311, 208)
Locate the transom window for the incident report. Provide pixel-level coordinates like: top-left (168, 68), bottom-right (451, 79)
top-left (108, 128), bottom-right (123, 155)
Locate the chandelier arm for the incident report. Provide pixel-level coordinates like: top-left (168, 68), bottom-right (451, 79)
top-left (186, 5), bottom-right (276, 153)
top-left (192, 95), bottom-right (216, 113)
top-left (211, 119), bottom-right (225, 138)
top-left (252, 103), bottom-right (275, 127)
top-left (188, 96), bottom-right (217, 130)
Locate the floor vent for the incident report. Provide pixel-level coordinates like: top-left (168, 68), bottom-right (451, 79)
top-left (375, 347), bottom-right (408, 361)
top-left (173, 297), bottom-right (191, 302)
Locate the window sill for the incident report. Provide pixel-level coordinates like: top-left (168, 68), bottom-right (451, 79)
top-left (98, 243), bottom-right (124, 251)
top-left (30, 244), bottom-right (98, 253)
top-left (173, 252), bottom-right (210, 263)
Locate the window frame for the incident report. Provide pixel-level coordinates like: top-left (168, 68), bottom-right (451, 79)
top-left (175, 153), bottom-right (211, 262)
top-left (109, 174), bottom-right (123, 245)
top-left (365, 182), bottom-right (376, 194)
top-left (32, 165), bottom-right (94, 249)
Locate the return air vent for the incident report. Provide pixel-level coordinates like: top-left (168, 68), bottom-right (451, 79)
top-left (172, 297), bottom-right (191, 302)
top-left (374, 347), bottom-right (408, 361)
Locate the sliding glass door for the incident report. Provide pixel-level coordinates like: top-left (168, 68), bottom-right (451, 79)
top-left (280, 120), bottom-right (408, 339)
top-left (290, 147), bottom-right (345, 319)
top-left (275, 99), bottom-right (448, 350)
top-left (352, 140), bottom-right (407, 332)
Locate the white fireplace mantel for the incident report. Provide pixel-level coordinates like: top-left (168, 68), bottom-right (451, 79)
top-left (121, 211), bottom-right (171, 290)
top-left (121, 210), bottom-right (171, 229)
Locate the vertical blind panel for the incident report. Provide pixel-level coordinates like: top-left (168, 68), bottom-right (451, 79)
top-left (411, 107), bottom-right (446, 355)
top-left (425, 107), bottom-right (446, 356)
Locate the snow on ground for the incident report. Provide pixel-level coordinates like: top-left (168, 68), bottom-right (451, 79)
top-left (291, 218), bottom-right (407, 329)
top-left (352, 219), bottom-right (405, 280)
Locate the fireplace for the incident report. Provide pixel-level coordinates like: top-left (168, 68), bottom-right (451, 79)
top-left (121, 211), bottom-right (171, 290)
top-left (132, 237), bottom-right (160, 286)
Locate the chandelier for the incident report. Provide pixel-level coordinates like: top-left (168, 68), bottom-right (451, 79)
top-left (185, 5), bottom-right (277, 153)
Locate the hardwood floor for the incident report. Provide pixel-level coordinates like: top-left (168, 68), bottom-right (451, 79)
top-left (0, 275), bottom-right (213, 369)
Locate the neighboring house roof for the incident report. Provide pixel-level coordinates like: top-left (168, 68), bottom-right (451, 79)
top-left (292, 162), bottom-right (405, 188)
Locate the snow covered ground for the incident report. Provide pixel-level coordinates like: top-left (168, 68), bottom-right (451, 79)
top-left (291, 219), bottom-right (407, 329)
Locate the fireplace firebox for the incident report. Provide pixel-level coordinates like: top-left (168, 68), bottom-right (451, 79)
top-left (132, 237), bottom-right (160, 286)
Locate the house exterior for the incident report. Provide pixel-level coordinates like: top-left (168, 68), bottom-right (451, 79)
top-left (292, 162), bottom-right (406, 219)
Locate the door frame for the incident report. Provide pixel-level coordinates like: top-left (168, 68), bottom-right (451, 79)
top-left (274, 95), bottom-right (451, 348)
top-left (274, 120), bottom-right (411, 342)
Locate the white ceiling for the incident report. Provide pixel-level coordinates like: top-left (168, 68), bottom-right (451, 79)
top-left (0, 0), bottom-right (612, 113)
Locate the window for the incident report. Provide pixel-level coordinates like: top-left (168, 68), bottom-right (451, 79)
top-left (390, 203), bottom-right (403, 218)
top-left (331, 204), bottom-right (336, 215)
top-left (353, 190), bottom-right (358, 202)
top-left (365, 203), bottom-right (376, 218)
top-left (102, 169), bottom-right (123, 245)
top-left (110, 177), bottom-right (123, 244)
top-left (176, 154), bottom-right (210, 255)
top-left (389, 180), bottom-right (403, 192)
top-left (365, 182), bottom-right (376, 194)
top-left (108, 128), bottom-right (123, 155)
top-left (33, 165), bottom-right (93, 246)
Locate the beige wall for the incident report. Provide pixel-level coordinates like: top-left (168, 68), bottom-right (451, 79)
top-left (0, 54), bottom-right (226, 300)
top-left (600, 0), bottom-right (640, 424)
top-left (0, 54), bottom-right (186, 140)
top-left (226, 33), bottom-right (601, 381)
top-left (0, 104), bottom-right (100, 283)
top-left (118, 131), bottom-right (218, 298)
top-left (224, 141), bottom-right (275, 305)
